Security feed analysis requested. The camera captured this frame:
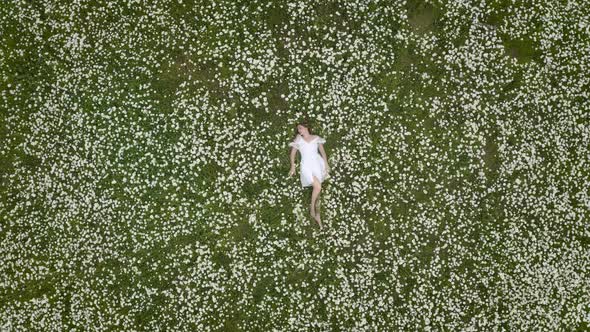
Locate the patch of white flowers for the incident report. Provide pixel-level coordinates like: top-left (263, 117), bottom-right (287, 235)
top-left (1, 0), bottom-right (589, 330)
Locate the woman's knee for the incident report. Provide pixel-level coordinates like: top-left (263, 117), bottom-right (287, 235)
top-left (312, 176), bottom-right (321, 189)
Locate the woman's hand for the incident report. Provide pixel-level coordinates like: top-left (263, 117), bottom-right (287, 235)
top-left (289, 166), bottom-right (296, 177)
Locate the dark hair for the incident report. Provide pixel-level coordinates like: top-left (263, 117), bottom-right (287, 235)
top-left (293, 121), bottom-right (313, 141)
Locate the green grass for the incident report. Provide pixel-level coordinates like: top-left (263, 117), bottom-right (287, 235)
top-left (1, 0), bottom-right (589, 330)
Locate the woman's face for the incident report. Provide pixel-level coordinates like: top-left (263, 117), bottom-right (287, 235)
top-left (297, 125), bottom-right (308, 135)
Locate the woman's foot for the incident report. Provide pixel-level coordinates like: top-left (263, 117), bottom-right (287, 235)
top-left (314, 212), bottom-right (323, 230)
top-left (311, 203), bottom-right (323, 230)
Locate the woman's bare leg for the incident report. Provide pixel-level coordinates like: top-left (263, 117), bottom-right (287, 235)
top-left (310, 176), bottom-right (323, 229)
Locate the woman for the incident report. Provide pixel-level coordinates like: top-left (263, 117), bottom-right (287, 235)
top-left (288, 122), bottom-right (330, 229)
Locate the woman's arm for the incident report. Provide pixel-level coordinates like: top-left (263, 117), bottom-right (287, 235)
top-left (318, 144), bottom-right (329, 168)
top-left (290, 147), bottom-right (297, 169)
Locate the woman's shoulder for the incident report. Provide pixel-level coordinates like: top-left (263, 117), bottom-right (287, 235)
top-left (289, 134), bottom-right (302, 149)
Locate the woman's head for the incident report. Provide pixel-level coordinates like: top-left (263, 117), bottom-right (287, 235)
top-left (295, 122), bottom-right (312, 137)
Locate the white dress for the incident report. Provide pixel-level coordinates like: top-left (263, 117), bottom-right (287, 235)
top-left (289, 134), bottom-right (327, 187)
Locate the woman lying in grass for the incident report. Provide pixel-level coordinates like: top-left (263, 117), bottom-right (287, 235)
top-left (288, 121), bottom-right (330, 230)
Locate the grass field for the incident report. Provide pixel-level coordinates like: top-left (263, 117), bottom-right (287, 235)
top-left (1, 0), bottom-right (589, 330)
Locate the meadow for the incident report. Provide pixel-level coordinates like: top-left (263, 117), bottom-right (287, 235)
top-left (1, 0), bottom-right (589, 330)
